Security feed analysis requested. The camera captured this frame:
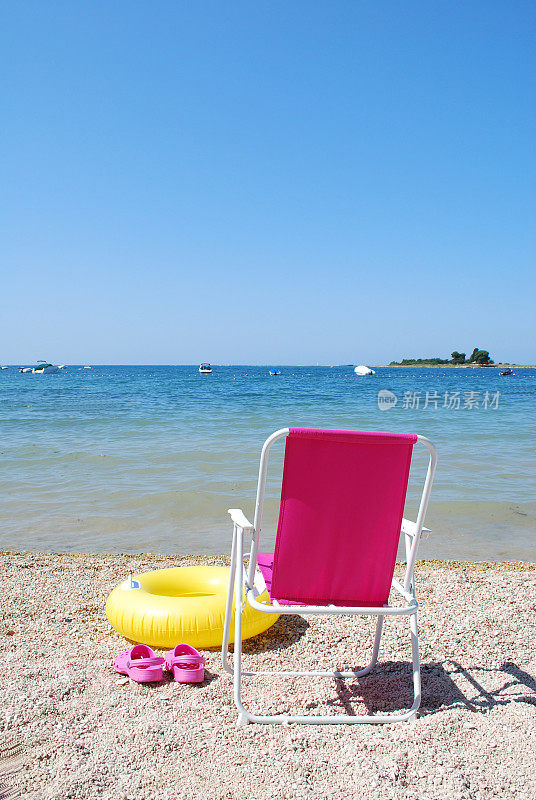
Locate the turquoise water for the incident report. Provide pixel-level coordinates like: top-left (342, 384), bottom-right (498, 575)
top-left (0, 366), bottom-right (534, 560)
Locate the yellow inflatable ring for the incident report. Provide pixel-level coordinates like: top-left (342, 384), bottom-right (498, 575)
top-left (105, 566), bottom-right (279, 649)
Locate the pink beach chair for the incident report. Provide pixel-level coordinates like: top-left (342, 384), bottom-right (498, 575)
top-left (222, 428), bottom-right (437, 725)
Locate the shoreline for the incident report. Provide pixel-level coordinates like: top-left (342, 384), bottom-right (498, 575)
top-left (380, 363), bottom-right (536, 369)
top-left (4, 363), bottom-right (535, 369)
top-left (1, 549), bottom-right (535, 569)
top-left (3, 552), bottom-right (536, 799)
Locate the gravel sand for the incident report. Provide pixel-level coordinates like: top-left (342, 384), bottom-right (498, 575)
top-left (1, 552), bottom-right (535, 800)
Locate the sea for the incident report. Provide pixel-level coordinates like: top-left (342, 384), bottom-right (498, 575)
top-left (0, 365), bottom-right (534, 561)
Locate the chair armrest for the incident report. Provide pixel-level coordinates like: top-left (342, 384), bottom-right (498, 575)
top-left (228, 508), bottom-right (254, 531)
top-left (401, 518), bottom-right (431, 540)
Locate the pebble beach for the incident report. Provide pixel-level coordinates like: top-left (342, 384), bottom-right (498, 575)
top-left (4, 3), bottom-right (535, 799)
top-left (2, 552), bottom-right (535, 800)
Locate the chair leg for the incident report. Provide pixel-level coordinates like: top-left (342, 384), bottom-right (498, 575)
top-left (233, 534), bottom-right (252, 724)
top-left (361, 615), bottom-right (384, 675)
top-left (407, 610), bottom-right (421, 721)
top-left (221, 527), bottom-right (237, 676)
top-left (339, 615), bottom-right (384, 678)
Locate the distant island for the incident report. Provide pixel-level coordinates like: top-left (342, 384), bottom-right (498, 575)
top-left (390, 348), bottom-right (493, 367)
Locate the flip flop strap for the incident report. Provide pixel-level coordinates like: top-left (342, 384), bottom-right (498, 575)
top-left (176, 658), bottom-right (202, 665)
top-left (127, 656), bottom-right (164, 668)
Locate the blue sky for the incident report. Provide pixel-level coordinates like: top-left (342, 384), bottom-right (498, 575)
top-left (2, 1), bottom-right (535, 364)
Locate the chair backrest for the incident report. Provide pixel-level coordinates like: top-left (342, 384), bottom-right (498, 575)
top-left (269, 428), bottom-right (417, 606)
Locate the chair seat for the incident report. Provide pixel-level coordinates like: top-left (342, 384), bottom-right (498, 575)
top-left (257, 551), bottom-right (390, 609)
top-left (256, 552), bottom-right (314, 606)
top-left (257, 551), bottom-right (275, 596)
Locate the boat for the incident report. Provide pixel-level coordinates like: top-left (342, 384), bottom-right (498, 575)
top-left (0, 366), bottom-right (8, 370)
top-left (500, 368), bottom-right (513, 376)
top-left (199, 363), bottom-right (212, 374)
top-left (32, 362), bottom-right (60, 374)
top-left (354, 365), bottom-right (376, 376)
top-left (269, 369), bottom-right (281, 375)
top-left (19, 361), bottom-right (61, 374)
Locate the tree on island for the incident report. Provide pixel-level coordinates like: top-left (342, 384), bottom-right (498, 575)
top-left (451, 351), bottom-right (466, 364)
top-left (389, 347), bottom-right (494, 366)
top-left (468, 347), bottom-right (493, 365)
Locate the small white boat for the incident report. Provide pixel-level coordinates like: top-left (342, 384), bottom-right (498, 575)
top-left (33, 362), bottom-right (60, 374)
top-left (199, 363), bottom-right (212, 374)
top-left (354, 365), bottom-right (376, 376)
top-left (83, 365), bottom-right (91, 369)
top-left (19, 361), bottom-right (61, 374)
top-left (1, 365), bottom-right (8, 370)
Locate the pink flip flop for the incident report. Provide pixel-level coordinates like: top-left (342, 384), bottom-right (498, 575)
top-left (165, 644), bottom-right (205, 683)
top-left (113, 644), bottom-right (165, 683)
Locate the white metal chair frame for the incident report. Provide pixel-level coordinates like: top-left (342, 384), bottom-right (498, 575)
top-left (221, 428), bottom-right (437, 725)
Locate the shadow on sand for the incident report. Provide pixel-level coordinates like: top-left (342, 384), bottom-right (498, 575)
top-left (235, 614), bottom-right (311, 655)
top-left (222, 613), bottom-right (536, 717)
top-left (321, 659), bottom-right (536, 716)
